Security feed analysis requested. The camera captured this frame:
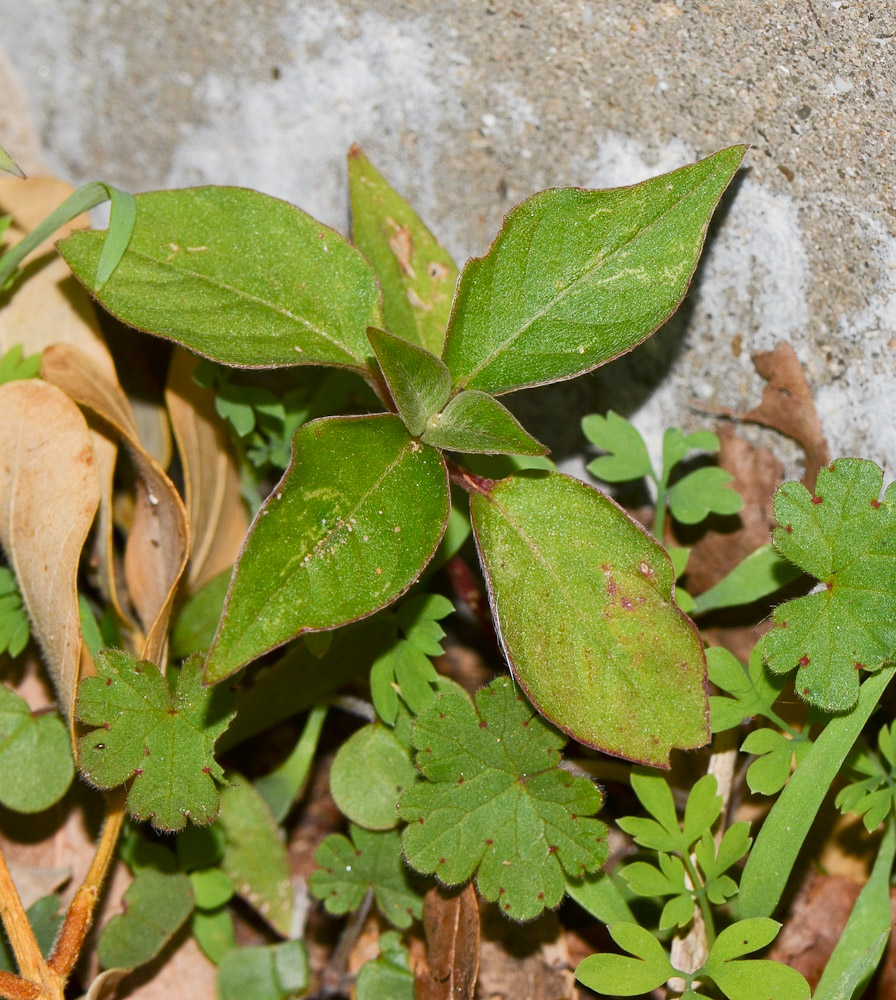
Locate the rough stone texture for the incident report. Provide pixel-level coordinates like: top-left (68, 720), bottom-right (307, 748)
top-left (1, 0), bottom-right (894, 476)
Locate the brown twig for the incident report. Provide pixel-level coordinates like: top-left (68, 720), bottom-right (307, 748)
top-left (0, 841), bottom-right (47, 986)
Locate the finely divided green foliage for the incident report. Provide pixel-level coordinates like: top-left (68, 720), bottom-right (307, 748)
top-left (471, 472), bottom-right (708, 765)
top-left (59, 186), bottom-right (383, 373)
top-left (76, 651), bottom-right (236, 832)
top-left (0, 566), bottom-right (30, 658)
top-left (836, 724), bottom-right (896, 831)
top-left (309, 825), bottom-right (423, 929)
top-left (205, 415), bottom-right (449, 682)
top-left (0, 684), bottom-right (73, 812)
top-left (443, 146), bottom-right (746, 395)
top-left (760, 458), bottom-right (896, 711)
top-left (400, 677), bottom-right (608, 921)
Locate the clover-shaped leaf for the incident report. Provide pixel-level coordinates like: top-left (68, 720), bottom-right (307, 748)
top-left (699, 918), bottom-right (810, 1000)
top-left (758, 458), bottom-right (896, 711)
top-left (76, 650), bottom-right (236, 832)
top-left (399, 676), bottom-right (608, 920)
top-left (309, 825), bottom-right (423, 929)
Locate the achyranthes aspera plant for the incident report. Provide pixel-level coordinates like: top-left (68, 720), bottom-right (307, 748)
top-left (59, 143), bottom-right (746, 767)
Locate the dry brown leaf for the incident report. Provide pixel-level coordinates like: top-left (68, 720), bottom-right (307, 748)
top-left (414, 884), bottom-right (480, 1000)
top-left (476, 906), bottom-right (574, 1000)
top-left (0, 379), bottom-right (99, 722)
top-left (109, 934), bottom-right (216, 1000)
top-left (164, 348), bottom-right (247, 593)
top-left (78, 968), bottom-right (128, 1000)
top-left (41, 344), bottom-right (189, 665)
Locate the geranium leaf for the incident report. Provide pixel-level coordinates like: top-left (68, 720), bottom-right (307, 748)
top-left (759, 458), bottom-right (896, 711)
top-left (470, 471), bottom-right (708, 765)
top-left (442, 146), bottom-right (746, 395)
top-left (349, 146), bottom-right (458, 355)
top-left (309, 825), bottom-right (423, 929)
top-left (399, 676), bottom-right (608, 921)
top-left (76, 650), bottom-right (236, 832)
top-left (205, 414), bottom-right (449, 682)
top-left (58, 186), bottom-right (382, 374)
top-left (421, 389), bottom-right (548, 456)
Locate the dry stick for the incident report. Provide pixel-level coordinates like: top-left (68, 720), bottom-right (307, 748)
top-left (0, 971), bottom-right (39, 1000)
top-left (49, 788), bottom-right (127, 978)
top-left (0, 840), bottom-right (48, 987)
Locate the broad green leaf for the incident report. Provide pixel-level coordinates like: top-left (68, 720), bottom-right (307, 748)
top-left (701, 918), bottom-right (810, 1000)
top-left (97, 870), bottom-right (194, 970)
top-left (739, 664), bottom-right (895, 918)
top-left (76, 651), bottom-right (236, 832)
top-left (367, 327), bottom-right (451, 436)
top-left (442, 146), bottom-right (746, 395)
top-left (692, 544), bottom-right (803, 616)
top-left (329, 722), bottom-right (418, 830)
top-left (216, 940), bottom-right (309, 1000)
top-left (0, 345), bottom-right (42, 387)
top-left (58, 186), bottom-right (382, 373)
top-left (191, 907), bottom-right (237, 965)
top-left (759, 458), bottom-right (896, 711)
top-left (421, 389), bottom-right (548, 456)
top-left (309, 825), bottom-right (423, 929)
top-left (583, 411), bottom-right (653, 483)
top-left (216, 776), bottom-right (294, 935)
top-left (0, 685), bottom-right (73, 812)
top-left (355, 931), bottom-right (415, 1000)
top-left (0, 566), bottom-right (30, 658)
top-left (205, 414), bottom-right (449, 682)
top-left (814, 815), bottom-right (895, 999)
top-left (575, 922), bottom-right (677, 995)
top-left (254, 705), bottom-right (327, 824)
top-left (470, 471), bottom-right (708, 765)
top-left (667, 467), bottom-right (742, 525)
top-left (400, 676), bottom-right (608, 921)
top-left (708, 645), bottom-right (788, 733)
top-left (190, 868), bottom-right (234, 910)
top-left (349, 145), bottom-right (458, 355)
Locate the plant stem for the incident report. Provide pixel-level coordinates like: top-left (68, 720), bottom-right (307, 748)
top-left (0, 972), bottom-right (39, 1000)
top-left (681, 854), bottom-right (716, 950)
top-left (0, 842), bottom-right (47, 985)
top-left (48, 788), bottom-right (126, 978)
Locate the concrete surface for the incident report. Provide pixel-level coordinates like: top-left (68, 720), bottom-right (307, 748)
top-left (1, 0), bottom-right (894, 477)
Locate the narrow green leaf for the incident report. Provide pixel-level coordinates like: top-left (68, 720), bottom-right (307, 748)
top-left (205, 415), bottom-right (449, 682)
top-left (470, 472), bottom-right (708, 765)
top-left (58, 186), bottom-right (383, 373)
top-left (814, 815), bottom-right (896, 999)
top-left (692, 544), bottom-right (803, 616)
top-left (94, 185), bottom-right (137, 291)
top-left (216, 940), bottom-right (309, 1000)
top-left (816, 931), bottom-right (891, 1000)
top-left (739, 664), bottom-right (895, 918)
top-left (367, 327), bottom-right (451, 436)
top-left (421, 389), bottom-right (548, 456)
top-left (442, 146), bottom-right (746, 395)
top-left (759, 458), bottom-right (896, 711)
top-left (349, 146), bottom-right (458, 355)
top-left (216, 776), bottom-right (294, 935)
top-left (0, 144), bottom-right (24, 178)
top-left (329, 722), bottom-right (418, 831)
top-left (575, 922), bottom-right (677, 995)
top-left (583, 411), bottom-right (654, 483)
top-left (97, 870), bottom-right (194, 970)
top-left (254, 705), bottom-right (327, 824)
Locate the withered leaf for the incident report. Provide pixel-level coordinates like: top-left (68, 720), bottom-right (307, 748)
top-left (414, 884), bottom-right (480, 1000)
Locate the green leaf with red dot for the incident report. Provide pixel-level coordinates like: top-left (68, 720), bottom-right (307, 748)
top-left (759, 459), bottom-right (896, 712)
top-left (75, 650), bottom-right (236, 832)
top-left (399, 676), bottom-right (608, 921)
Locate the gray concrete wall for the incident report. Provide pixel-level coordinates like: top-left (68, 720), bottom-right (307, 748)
top-left (2, 0), bottom-right (894, 476)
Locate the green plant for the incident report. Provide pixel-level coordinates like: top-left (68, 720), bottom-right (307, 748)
top-left (0, 136), bottom-right (894, 1000)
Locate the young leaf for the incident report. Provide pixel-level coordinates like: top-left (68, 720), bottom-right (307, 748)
top-left (620, 855), bottom-right (693, 930)
top-left (661, 428), bottom-right (720, 473)
top-left (395, 593), bottom-right (454, 656)
top-left (0, 685), bottom-right (74, 812)
top-left (695, 822), bottom-right (752, 904)
top-left (216, 940), bottom-right (309, 1000)
top-left (58, 186), bottom-right (383, 374)
top-left (205, 415), bottom-right (449, 682)
top-left (215, 776), bottom-right (294, 935)
top-left (575, 922), bottom-right (677, 996)
top-left (0, 567), bottom-right (29, 658)
top-left (367, 327), bottom-right (451, 436)
top-left (742, 728), bottom-right (811, 796)
top-left (329, 723), bottom-right (418, 830)
top-left (835, 725), bottom-right (896, 831)
top-left (442, 146), bottom-right (746, 396)
top-left (667, 467), bottom-right (743, 525)
top-left (421, 389), bottom-right (548, 456)
top-left (97, 870), bottom-right (194, 970)
top-left (619, 771), bottom-right (721, 855)
top-left (692, 544), bottom-right (803, 616)
top-left (758, 458), bottom-right (896, 711)
top-left (309, 825), bottom-right (423, 929)
top-left (76, 651), bottom-right (237, 832)
top-left (349, 146), bottom-right (459, 356)
top-left (0, 344), bottom-right (41, 386)
top-left (191, 907), bottom-right (237, 965)
top-left (699, 918), bottom-right (810, 1000)
top-left (470, 471), bottom-right (708, 765)
top-left (399, 676), bottom-right (608, 921)
top-left (708, 645), bottom-right (788, 733)
top-left (356, 930), bottom-right (415, 1000)
top-left (582, 411), bottom-right (653, 483)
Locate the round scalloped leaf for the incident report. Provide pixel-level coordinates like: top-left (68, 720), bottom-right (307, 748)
top-left (470, 472), bottom-right (708, 765)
